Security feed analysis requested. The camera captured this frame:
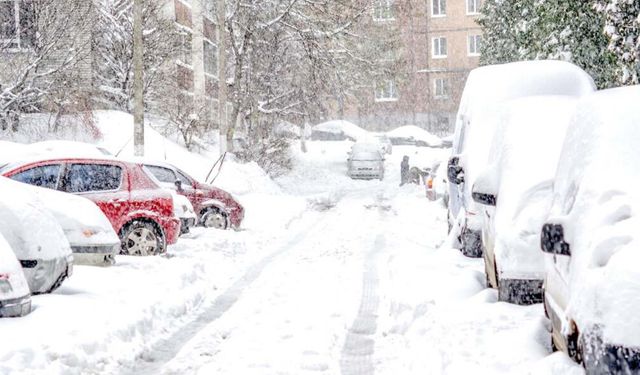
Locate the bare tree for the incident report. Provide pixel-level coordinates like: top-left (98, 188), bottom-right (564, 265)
top-left (92, 0), bottom-right (182, 112)
top-left (211, 0), bottom-right (386, 152)
top-left (0, 0), bottom-right (94, 131)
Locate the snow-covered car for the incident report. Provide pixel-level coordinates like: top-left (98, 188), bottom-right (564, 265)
top-left (471, 96), bottom-right (577, 305)
top-left (0, 233), bottom-right (32, 318)
top-left (170, 190), bottom-right (197, 235)
top-left (448, 60), bottom-right (596, 258)
top-left (0, 178), bottom-right (73, 294)
top-left (373, 134), bottom-right (393, 155)
top-left (540, 86), bottom-right (640, 372)
top-left (142, 160), bottom-right (244, 230)
top-left (426, 160), bottom-right (448, 203)
top-left (18, 180), bottom-right (121, 266)
top-left (387, 125), bottom-right (442, 148)
top-left (347, 142), bottom-right (385, 180)
top-left (311, 120), bottom-right (368, 141)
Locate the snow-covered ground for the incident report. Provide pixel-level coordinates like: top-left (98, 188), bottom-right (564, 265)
top-left (0, 119), bottom-right (582, 374)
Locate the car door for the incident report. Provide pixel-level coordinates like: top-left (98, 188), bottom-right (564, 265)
top-left (61, 162), bottom-right (128, 231)
top-left (175, 169), bottom-right (202, 211)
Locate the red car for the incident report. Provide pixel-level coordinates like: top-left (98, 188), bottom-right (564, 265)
top-left (0, 157), bottom-right (181, 256)
top-left (142, 161), bottom-right (244, 230)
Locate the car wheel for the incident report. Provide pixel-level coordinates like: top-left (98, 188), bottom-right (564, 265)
top-left (121, 221), bottom-right (164, 256)
top-left (201, 208), bottom-right (229, 230)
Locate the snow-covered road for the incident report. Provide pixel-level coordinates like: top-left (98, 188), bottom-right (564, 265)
top-left (0, 142), bottom-right (583, 374)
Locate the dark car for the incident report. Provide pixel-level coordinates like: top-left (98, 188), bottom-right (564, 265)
top-left (142, 161), bottom-right (244, 230)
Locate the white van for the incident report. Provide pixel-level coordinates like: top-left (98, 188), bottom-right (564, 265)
top-left (471, 96), bottom-right (577, 304)
top-left (540, 86), bottom-right (640, 372)
top-left (447, 60), bottom-right (595, 257)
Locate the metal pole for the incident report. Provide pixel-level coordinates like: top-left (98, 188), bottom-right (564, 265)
top-left (217, 0), bottom-right (227, 153)
top-left (133, 0), bottom-right (145, 156)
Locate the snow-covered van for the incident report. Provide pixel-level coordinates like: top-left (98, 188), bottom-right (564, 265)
top-left (471, 96), bottom-right (578, 305)
top-left (540, 86), bottom-right (640, 373)
top-left (0, 233), bottom-right (31, 318)
top-left (447, 60), bottom-right (595, 257)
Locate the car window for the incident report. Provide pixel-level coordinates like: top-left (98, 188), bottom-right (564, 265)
top-left (65, 163), bottom-right (122, 193)
top-left (176, 170), bottom-right (193, 187)
top-left (144, 165), bottom-right (176, 184)
top-left (11, 164), bottom-right (61, 189)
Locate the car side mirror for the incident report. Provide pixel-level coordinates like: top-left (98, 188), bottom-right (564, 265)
top-left (174, 179), bottom-right (183, 191)
top-left (471, 169), bottom-right (498, 206)
top-left (541, 223), bottom-right (571, 256)
top-left (447, 156), bottom-right (464, 185)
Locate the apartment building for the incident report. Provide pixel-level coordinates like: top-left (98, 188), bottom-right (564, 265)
top-left (171, 0), bottom-right (225, 123)
top-left (344, 0), bottom-right (482, 135)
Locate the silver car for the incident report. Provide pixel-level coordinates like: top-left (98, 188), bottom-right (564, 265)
top-left (347, 143), bottom-right (385, 180)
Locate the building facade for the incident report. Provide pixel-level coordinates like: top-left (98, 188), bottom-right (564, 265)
top-left (344, 0), bottom-right (482, 135)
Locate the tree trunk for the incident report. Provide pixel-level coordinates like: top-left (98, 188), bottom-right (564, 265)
top-left (133, 0), bottom-right (145, 156)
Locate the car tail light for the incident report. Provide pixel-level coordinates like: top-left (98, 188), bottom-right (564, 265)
top-left (0, 274), bottom-right (9, 281)
top-left (427, 177), bottom-right (433, 189)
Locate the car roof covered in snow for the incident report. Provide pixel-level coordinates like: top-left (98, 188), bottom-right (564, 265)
top-left (313, 120), bottom-right (368, 140)
top-left (386, 125), bottom-right (442, 147)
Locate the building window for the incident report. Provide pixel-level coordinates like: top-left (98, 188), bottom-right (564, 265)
top-left (434, 78), bottom-right (449, 98)
top-left (468, 34), bottom-right (481, 56)
top-left (0, 0), bottom-right (35, 50)
top-left (203, 39), bottom-right (217, 76)
top-left (373, 0), bottom-right (394, 21)
top-left (467, 0), bottom-right (480, 14)
top-left (177, 29), bottom-right (192, 66)
top-left (432, 37), bottom-right (447, 58)
top-left (432, 0), bottom-right (446, 16)
top-left (375, 79), bottom-right (398, 102)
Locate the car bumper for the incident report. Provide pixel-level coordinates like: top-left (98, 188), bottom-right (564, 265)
top-left (498, 278), bottom-right (543, 305)
top-left (0, 295), bottom-right (31, 318)
top-left (348, 171), bottom-right (383, 179)
top-left (582, 328), bottom-right (640, 374)
top-left (180, 217), bottom-right (197, 234)
top-left (20, 257), bottom-right (71, 294)
top-left (229, 207), bottom-right (244, 229)
top-left (71, 244), bottom-right (118, 266)
top-left (160, 216), bottom-right (181, 245)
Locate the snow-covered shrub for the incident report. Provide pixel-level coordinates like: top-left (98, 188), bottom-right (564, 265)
top-left (235, 135), bottom-right (293, 178)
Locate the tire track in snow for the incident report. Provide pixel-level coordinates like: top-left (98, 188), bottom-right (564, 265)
top-left (340, 233), bottom-right (385, 375)
top-left (125, 210), bottom-right (327, 375)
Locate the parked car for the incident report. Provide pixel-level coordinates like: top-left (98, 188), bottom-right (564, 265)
top-left (471, 96), bottom-right (577, 305)
top-left (0, 233), bottom-right (31, 317)
top-left (346, 142), bottom-right (385, 180)
top-left (447, 60), bottom-right (596, 258)
top-left (20, 180), bottom-right (120, 266)
top-left (169, 190), bottom-right (197, 234)
top-left (372, 134), bottom-right (393, 155)
top-left (0, 157), bottom-right (181, 256)
top-left (142, 160), bottom-right (244, 230)
top-left (0, 178), bottom-right (73, 294)
top-left (540, 86), bottom-right (640, 372)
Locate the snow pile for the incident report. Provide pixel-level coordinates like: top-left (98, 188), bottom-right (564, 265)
top-left (312, 120), bottom-right (368, 141)
top-left (386, 125), bottom-right (443, 147)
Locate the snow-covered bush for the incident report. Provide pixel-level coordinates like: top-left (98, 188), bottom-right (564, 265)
top-left (235, 135), bottom-right (293, 178)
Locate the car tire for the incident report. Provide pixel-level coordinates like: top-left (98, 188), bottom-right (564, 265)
top-left (120, 221), bottom-right (165, 256)
top-left (48, 269), bottom-right (69, 294)
top-left (201, 208), bottom-right (229, 230)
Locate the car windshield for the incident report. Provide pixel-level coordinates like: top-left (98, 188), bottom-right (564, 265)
top-left (352, 152), bottom-right (381, 161)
